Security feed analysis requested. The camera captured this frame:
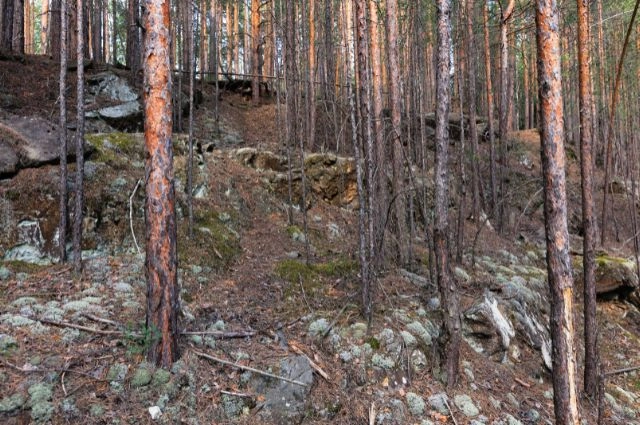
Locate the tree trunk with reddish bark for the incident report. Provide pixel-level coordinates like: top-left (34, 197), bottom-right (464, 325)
top-left (143, 0), bottom-right (180, 368)
top-left (536, 0), bottom-right (580, 422)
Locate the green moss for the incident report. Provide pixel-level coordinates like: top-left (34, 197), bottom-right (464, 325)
top-left (4, 261), bottom-right (46, 274)
top-left (275, 258), bottom-right (358, 299)
top-left (366, 336), bottom-right (380, 350)
top-left (85, 133), bottom-right (143, 168)
top-left (286, 225), bottom-right (303, 236)
top-left (178, 210), bottom-right (241, 271)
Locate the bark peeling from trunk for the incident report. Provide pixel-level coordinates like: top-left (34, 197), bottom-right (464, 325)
top-left (143, 0), bottom-right (180, 368)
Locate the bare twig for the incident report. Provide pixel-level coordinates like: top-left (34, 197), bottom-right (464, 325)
top-left (129, 179), bottom-right (142, 254)
top-left (61, 370), bottom-right (68, 396)
top-left (514, 377), bottom-right (531, 388)
top-left (288, 342), bottom-right (329, 380)
top-left (181, 330), bottom-right (256, 338)
top-left (369, 402), bottom-right (376, 425)
top-left (192, 349), bottom-right (309, 387)
top-left (321, 302), bottom-right (353, 339)
top-left (38, 318), bottom-right (129, 336)
top-left (298, 274), bottom-right (313, 313)
top-left (82, 313), bottom-right (121, 328)
top-left (443, 397), bottom-right (459, 425)
top-left (220, 390), bottom-right (254, 398)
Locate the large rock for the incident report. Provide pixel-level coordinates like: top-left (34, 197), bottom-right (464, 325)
top-left (253, 355), bottom-right (314, 422)
top-left (86, 72), bottom-right (143, 131)
top-left (232, 148), bottom-right (357, 207)
top-left (0, 114), bottom-right (92, 177)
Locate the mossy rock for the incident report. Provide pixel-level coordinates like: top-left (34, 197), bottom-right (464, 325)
top-left (178, 210), bottom-right (241, 271)
top-left (575, 254), bottom-right (638, 295)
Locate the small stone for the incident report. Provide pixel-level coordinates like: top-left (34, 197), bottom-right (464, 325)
top-left (454, 394), bottom-right (479, 417)
top-left (287, 251), bottom-right (300, 258)
top-left (506, 392), bottom-right (519, 408)
top-left (505, 413), bottom-right (523, 425)
top-left (114, 281), bottom-right (133, 293)
top-left (149, 406), bottom-right (162, 420)
top-left (0, 266), bottom-right (11, 280)
top-left (543, 389), bottom-right (553, 400)
top-left (406, 392), bottom-right (426, 416)
top-left (0, 334), bottom-right (17, 351)
top-left (428, 393), bottom-right (449, 415)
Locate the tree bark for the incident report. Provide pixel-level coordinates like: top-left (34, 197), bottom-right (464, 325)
top-left (465, 0), bottom-right (480, 221)
top-left (498, 0), bottom-right (514, 230)
top-left (187, 0), bottom-right (194, 238)
top-left (251, 0), bottom-right (260, 103)
top-left (58, 0), bottom-right (68, 263)
top-left (1, 0), bottom-right (14, 51)
top-left (435, 0), bottom-right (459, 388)
top-left (483, 0), bottom-right (497, 215)
top-left (577, 0), bottom-right (598, 400)
top-left (536, 0), bottom-right (580, 422)
top-left (386, 0), bottom-right (407, 266)
top-left (143, 0), bottom-right (180, 368)
top-left (73, 0), bottom-right (85, 274)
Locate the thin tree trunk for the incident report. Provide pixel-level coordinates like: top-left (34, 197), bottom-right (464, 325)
top-left (536, 0), bottom-right (580, 422)
top-left (498, 0), bottom-right (514, 231)
top-left (73, 0), bottom-right (85, 274)
top-left (435, 0), bottom-right (459, 389)
top-left (58, 0), bottom-right (68, 263)
top-left (601, 0), bottom-right (640, 244)
top-left (251, 0), bottom-right (260, 103)
top-left (386, 0), bottom-right (407, 266)
top-left (483, 0), bottom-right (497, 215)
top-left (41, 0), bottom-right (49, 54)
top-left (466, 0), bottom-right (480, 221)
top-left (187, 0), bottom-right (195, 238)
top-left (369, 0), bottom-right (386, 265)
top-left (577, 0), bottom-right (598, 400)
top-left (143, 0), bottom-right (180, 368)
top-left (307, 0), bottom-right (315, 149)
top-left (1, 0), bottom-right (14, 51)
top-left (12, 0), bottom-right (23, 53)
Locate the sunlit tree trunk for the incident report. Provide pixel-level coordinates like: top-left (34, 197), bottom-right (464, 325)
top-left (536, 0), bottom-right (580, 422)
top-left (369, 0), bottom-right (386, 264)
top-left (251, 0), bottom-right (260, 103)
top-left (143, 0), bottom-right (180, 368)
top-left (435, 0), bottom-right (459, 389)
top-left (307, 0), bottom-right (315, 149)
top-left (498, 0), bottom-right (514, 230)
top-left (483, 0), bottom-right (497, 215)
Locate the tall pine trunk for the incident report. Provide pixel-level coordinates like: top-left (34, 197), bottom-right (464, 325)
top-left (435, 0), bottom-right (459, 388)
top-left (536, 0), bottom-right (580, 421)
top-left (143, 0), bottom-right (180, 368)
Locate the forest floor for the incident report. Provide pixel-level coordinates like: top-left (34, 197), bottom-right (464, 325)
top-left (1, 56), bottom-right (640, 425)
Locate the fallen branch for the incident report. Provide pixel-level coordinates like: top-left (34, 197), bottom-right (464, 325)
top-left (321, 302), bottom-right (353, 339)
top-left (605, 365), bottom-right (640, 377)
top-left (192, 349), bottom-right (309, 387)
top-left (181, 330), bottom-right (256, 338)
top-left (129, 179), bottom-right (142, 254)
top-left (220, 390), bottom-right (254, 398)
top-left (514, 377), bottom-right (531, 388)
top-left (38, 318), bottom-right (128, 336)
top-left (288, 342), bottom-right (329, 380)
top-left (443, 397), bottom-right (459, 425)
top-left (82, 313), bottom-right (121, 328)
